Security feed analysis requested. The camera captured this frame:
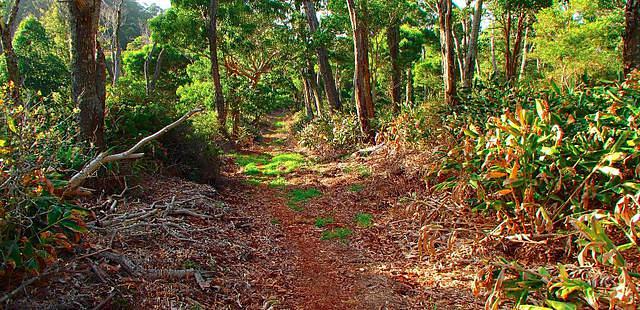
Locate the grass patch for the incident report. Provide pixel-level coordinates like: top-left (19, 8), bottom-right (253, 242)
top-left (230, 152), bottom-right (306, 177)
top-left (349, 183), bottom-right (365, 192)
top-left (287, 188), bottom-right (322, 212)
top-left (244, 178), bottom-right (262, 186)
top-left (356, 165), bottom-right (372, 178)
top-left (274, 120), bottom-right (286, 129)
top-left (268, 177), bottom-right (287, 188)
top-left (314, 217), bottom-right (334, 228)
top-left (321, 227), bottom-right (352, 241)
top-left (355, 212), bottom-right (373, 228)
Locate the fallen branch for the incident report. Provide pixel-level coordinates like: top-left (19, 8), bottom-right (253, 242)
top-left (64, 108), bottom-right (203, 195)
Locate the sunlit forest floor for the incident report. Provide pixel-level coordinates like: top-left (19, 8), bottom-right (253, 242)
top-left (7, 112), bottom-right (523, 309)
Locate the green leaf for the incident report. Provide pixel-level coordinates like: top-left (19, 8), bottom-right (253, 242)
top-left (60, 219), bottom-right (87, 233)
top-left (545, 300), bottom-right (577, 310)
top-left (597, 166), bottom-right (621, 177)
top-left (518, 306), bottom-right (552, 310)
top-left (6, 115), bottom-right (17, 133)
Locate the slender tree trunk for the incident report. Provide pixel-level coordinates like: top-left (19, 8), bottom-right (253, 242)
top-left (301, 75), bottom-right (314, 119)
top-left (303, 0), bottom-right (342, 111)
top-left (437, 0), bottom-right (457, 106)
top-left (504, 9), bottom-right (526, 82)
top-left (462, 0), bottom-right (483, 88)
top-left (518, 26), bottom-right (529, 81)
top-left (144, 42), bottom-right (156, 95)
top-left (306, 60), bottom-right (323, 116)
top-left (387, 23), bottom-right (401, 112)
top-left (208, 0), bottom-right (227, 134)
top-left (112, 0), bottom-right (123, 85)
top-left (347, 0), bottom-right (375, 142)
top-left (149, 48), bottom-right (165, 92)
top-left (0, 0), bottom-right (22, 101)
top-left (405, 67), bottom-right (413, 106)
top-left (69, 0), bottom-right (105, 147)
top-left (624, 0), bottom-right (640, 75)
top-left (490, 31), bottom-right (498, 75)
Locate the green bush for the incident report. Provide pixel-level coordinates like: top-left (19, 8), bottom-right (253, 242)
top-left (298, 112), bottom-right (362, 154)
top-left (0, 86), bottom-right (90, 275)
top-left (441, 73), bottom-right (640, 308)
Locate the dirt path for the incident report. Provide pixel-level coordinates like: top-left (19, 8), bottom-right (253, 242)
top-left (215, 113), bottom-right (482, 309)
top-left (5, 112), bottom-right (486, 309)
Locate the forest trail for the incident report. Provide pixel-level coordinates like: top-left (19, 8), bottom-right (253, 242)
top-left (215, 112), bottom-right (484, 309)
top-left (6, 112), bottom-right (484, 309)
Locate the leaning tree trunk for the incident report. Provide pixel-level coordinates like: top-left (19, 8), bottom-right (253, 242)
top-left (504, 9), bottom-right (527, 83)
top-left (462, 0), bottom-right (483, 88)
top-left (624, 0), bottom-right (640, 75)
top-left (387, 22), bottom-right (401, 112)
top-left (301, 75), bottom-right (315, 119)
top-left (208, 0), bottom-right (227, 134)
top-left (0, 0), bottom-right (22, 101)
top-left (69, 0), bottom-right (105, 147)
top-left (111, 0), bottom-right (123, 85)
top-left (347, 0), bottom-right (375, 142)
top-left (303, 0), bottom-right (342, 111)
top-left (149, 48), bottom-right (165, 93)
top-left (405, 67), bottom-right (413, 106)
top-left (437, 0), bottom-right (457, 106)
top-left (306, 59), bottom-right (323, 116)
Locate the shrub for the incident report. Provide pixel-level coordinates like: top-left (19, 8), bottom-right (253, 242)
top-left (0, 86), bottom-right (90, 275)
top-left (298, 112), bottom-right (362, 154)
top-left (439, 73), bottom-right (640, 308)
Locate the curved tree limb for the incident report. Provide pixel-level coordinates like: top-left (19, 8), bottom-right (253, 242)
top-left (64, 108), bottom-right (204, 195)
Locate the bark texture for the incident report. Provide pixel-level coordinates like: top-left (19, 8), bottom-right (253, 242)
top-left (347, 0), bottom-right (375, 141)
top-left (437, 0), bottom-right (457, 106)
top-left (386, 23), bottom-right (401, 111)
top-left (208, 0), bottom-right (227, 133)
top-left (303, 0), bottom-right (342, 111)
top-left (624, 0), bottom-right (640, 75)
top-left (0, 0), bottom-right (22, 101)
top-left (69, 0), bottom-right (105, 147)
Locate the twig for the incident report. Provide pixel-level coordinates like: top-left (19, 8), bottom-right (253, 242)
top-left (0, 270), bottom-right (52, 303)
top-left (91, 292), bottom-right (116, 310)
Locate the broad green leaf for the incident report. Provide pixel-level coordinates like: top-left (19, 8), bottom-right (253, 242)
top-left (597, 166), bottom-right (621, 177)
top-left (519, 306), bottom-right (552, 310)
top-left (545, 300), bottom-right (576, 310)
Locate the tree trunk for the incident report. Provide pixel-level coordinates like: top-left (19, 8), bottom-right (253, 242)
top-left (504, 8), bottom-right (527, 82)
top-left (437, 0), bottom-right (457, 106)
top-left (386, 23), bottom-right (401, 112)
top-left (69, 0), bottom-right (105, 147)
top-left (306, 59), bottom-right (323, 117)
top-left (208, 0), bottom-right (227, 134)
top-left (347, 0), bottom-right (375, 142)
top-left (301, 75), bottom-right (314, 119)
top-left (149, 48), bottom-right (165, 92)
top-left (303, 0), bottom-right (342, 111)
top-left (490, 31), bottom-right (498, 75)
top-left (0, 0), bottom-right (22, 101)
top-left (144, 42), bottom-right (156, 95)
top-left (112, 0), bottom-right (123, 85)
top-left (462, 0), bottom-right (483, 88)
top-left (518, 26), bottom-right (529, 81)
top-left (624, 0), bottom-right (640, 75)
top-left (405, 67), bottom-right (413, 106)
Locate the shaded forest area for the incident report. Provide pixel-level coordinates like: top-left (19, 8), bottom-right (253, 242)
top-left (1, 0), bottom-right (640, 308)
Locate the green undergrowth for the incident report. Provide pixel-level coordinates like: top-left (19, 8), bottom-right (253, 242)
top-left (355, 212), bottom-right (373, 228)
top-left (230, 152), bottom-right (306, 177)
top-left (321, 227), bottom-right (352, 241)
top-left (314, 216), bottom-right (334, 228)
top-left (349, 183), bottom-right (364, 192)
top-left (286, 188), bottom-right (322, 211)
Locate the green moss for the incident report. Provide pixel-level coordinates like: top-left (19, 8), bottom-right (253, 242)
top-left (355, 212), bottom-right (373, 228)
top-left (268, 177), bottom-right (287, 188)
top-left (314, 217), bottom-right (334, 228)
top-left (321, 227), bottom-right (352, 241)
top-left (244, 178), bottom-right (262, 186)
top-left (357, 165), bottom-right (372, 178)
top-left (286, 188), bottom-right (322, 212)
top-left (231, 152), bottom-right (305, 177)
top-left (349, 184), bottom-right (365, 192)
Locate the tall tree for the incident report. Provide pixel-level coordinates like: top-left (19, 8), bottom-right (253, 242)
top-left (436, 0), bottom-right (457, 105)
top-left (346, 0), bottom-right (375, 141)
top-left (453, 0), bottom-right (483, 88)
top-left (624, 0), bottom-right (640, 75)
top-left (208, 0), bottom-right (227, 134)
top-left (111, 0), bottom-right (124, 84)
top-left (303, 0), bottom-right (342, 111)
top-left (69, 0), bottom-right (106, 147)
top-left (0, 0), bottom-right (22, 101)
top-left (387, 22), bottom-right (401, 111)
